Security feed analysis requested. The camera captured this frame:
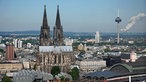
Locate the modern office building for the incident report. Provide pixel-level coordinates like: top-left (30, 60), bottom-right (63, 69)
top-left (13, 39), bottom-right (23, 48)
top-left (0, 36), bottom-right (2, 43)
top-left (13, 39), bottom-right (18, 48)
top-left (17, 39), bottom-right (22, 48)
top-left (95, 31), bottom-right (100, 43)
top-left (6, 43), bottom-right (15, 60)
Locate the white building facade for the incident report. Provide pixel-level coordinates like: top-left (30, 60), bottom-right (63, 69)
top-left (13, 39), bottom-right (18, 48)
top-left (0, 36), bottom-right (2, 43)
top-left (64, 38), bottom-right (73, 46)
top-left (80, 59), bottom-right (106, 72)
top-left (27, 43), bottom-right (32, 48)
top-left (13, 39), bottom-right (23, 48)
top-left (18, 40), bottom-right (22, 48)
top-left (95, 31), bottom-right (100, 43)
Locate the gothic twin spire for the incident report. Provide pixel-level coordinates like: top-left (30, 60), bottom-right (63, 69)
top-left (42, 5), bottom-right (48, 28)
top-left (55, 5), bottom-right (61, 28)
top-left (40, 5), bottom-right (63, 46)
top-left (42, 5), bottom-right (61, 28)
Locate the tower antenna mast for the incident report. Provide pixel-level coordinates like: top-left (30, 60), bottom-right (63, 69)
top-left (115, 9), bottom-right (122, 44)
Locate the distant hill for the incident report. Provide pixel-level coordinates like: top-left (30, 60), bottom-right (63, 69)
top-left (0, 31), bottom-right (146, 39)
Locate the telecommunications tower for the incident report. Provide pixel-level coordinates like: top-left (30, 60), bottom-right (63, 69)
top-left (115, 9), bottom-right (122, 44)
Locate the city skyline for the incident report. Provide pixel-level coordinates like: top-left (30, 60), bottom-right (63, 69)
top-left (0, 0), bottom-right (146, 32)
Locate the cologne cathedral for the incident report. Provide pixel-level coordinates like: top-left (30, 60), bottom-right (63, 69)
top-left (37, 5), bottom-right (75, 72)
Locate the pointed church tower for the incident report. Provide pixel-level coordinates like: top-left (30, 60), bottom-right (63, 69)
top-left (53, 5), bottom-right (64, 46)
top-left (40, 5), bottom-right (51, 46)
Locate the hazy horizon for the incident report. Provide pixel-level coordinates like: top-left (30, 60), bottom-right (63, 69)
top-left (1, 30), bottom-right (146, 34)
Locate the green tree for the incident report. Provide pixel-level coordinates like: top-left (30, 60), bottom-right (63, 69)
top-left (2, 75), bottom-right (13, 82)
top-left (69, 67), bottom-right (79, 80)
top-left (104, 48), bottom-right (110, 52)
top-left (60, 76), bottom-right (65, 82)
top-left (0, 48), bottom-right (5, 54)
top-left (51, 66), bottom-right (60, 76)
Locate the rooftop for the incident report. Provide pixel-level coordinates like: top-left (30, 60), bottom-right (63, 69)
top-left (39, 46), bottom-right (73, 53)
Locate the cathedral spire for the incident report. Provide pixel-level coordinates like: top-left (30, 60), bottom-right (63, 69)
top-left (53, 5), bottom-right (64, 46)
top-left (42, 5), bottom-right (48, 28)
top-left (55, 5), bottom-right (61, 28)
top-left (40, 5), bottom-right (51, 46)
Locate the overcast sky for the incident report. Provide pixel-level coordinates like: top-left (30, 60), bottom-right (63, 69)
top-left (0, 0), bottom-right (146, 32)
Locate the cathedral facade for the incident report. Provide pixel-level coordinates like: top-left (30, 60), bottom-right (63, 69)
top-left (37, 5), bottom-right (75, 72)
